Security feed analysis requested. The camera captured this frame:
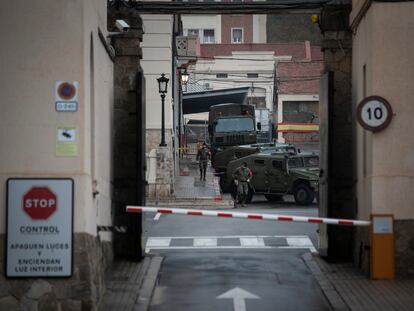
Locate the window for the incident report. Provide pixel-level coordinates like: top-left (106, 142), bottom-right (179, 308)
top-left (215, 118), bottom-right (255, 133)
top-left (303, 156), bottom-right (319, 167)
top-left (254, 159), bottom-right (265, 166)
top-left (287, 158), bottom-right (304, 168)
top-left (232, 28), bottom-right (243, 44)
top-left (216, 73), bottom-right (228, 78)
top-left (187, 29), bottom-right (199, 36)
top-left (247, 73), bottom-right (259, 78)
top-left (272, 161), bottom-right (283, 170)
top-left (203, 29), bottom-right (215, 43)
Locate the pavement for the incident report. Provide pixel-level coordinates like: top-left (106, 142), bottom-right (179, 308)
top-left (147, 155), bottom-right (233, 208)
top-left (99, 156), bottom-right (414, 311)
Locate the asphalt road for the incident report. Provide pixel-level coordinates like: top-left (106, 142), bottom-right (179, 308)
top-left (144, 196), bottom-right (331, 311)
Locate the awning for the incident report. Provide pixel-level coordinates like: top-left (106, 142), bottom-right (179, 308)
top-left (277, 122), bottom-right (320, 133)
top-left (183, 87), bottom-right (250, 114)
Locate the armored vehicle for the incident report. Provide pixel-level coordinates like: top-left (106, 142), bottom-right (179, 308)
top-left (213, 143), bottom-right (297, 191)
top-left (224, 152), bottom-right (319, 205)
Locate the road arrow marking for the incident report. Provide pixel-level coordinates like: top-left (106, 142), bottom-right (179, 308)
top-left (217, 287), bottom-right (260, 311)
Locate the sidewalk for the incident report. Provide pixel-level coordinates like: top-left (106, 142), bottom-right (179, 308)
top-left (303, 253), bottom-right (414, 311)
top-left (99, 255), bottom-right (163, 311)
top-left (147, 155), bottom-right (233, 208)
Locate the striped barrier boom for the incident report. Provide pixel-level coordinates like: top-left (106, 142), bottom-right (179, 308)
top-left (126, 206), bottom-right (371, 227)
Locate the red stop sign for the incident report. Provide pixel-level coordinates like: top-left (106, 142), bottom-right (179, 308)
top-left (23, 187), bottom-right (57, 220)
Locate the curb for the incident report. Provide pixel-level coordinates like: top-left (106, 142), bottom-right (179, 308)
top-left (135, 255), bottom-right (164, 311)
top-left (301, 253), bottom-right (350, 311)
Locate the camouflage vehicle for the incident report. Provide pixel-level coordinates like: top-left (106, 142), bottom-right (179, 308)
top-left (224, 152), bottom-right (319, 205)
top-left (214, 143), bottom-right (297, 191)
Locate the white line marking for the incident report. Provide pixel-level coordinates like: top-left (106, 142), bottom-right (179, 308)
top-left (146, 246), bottom-right (276, 250)
top-left (286, 237), bottom-right (317, 253)
top-left (240, 237), bottom-right (265, 247)
top-left (154, 213), bottom-right (161, 221)
top-left (146, 235), bottom-right (309, 239)
top-left (194, 238), bottom-right (217, 247)
top-left (145, 235), bottom-right (318, 253)
top-left (146, 237), bottom-right (171, 247)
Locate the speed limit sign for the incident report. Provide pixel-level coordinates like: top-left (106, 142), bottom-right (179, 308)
top-left (357, 96), bottom-right (393, 132)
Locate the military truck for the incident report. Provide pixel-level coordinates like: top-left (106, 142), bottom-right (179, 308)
top-left (213, 142), bottom-right (297, 191)
top-left (224, 152), bottom-right (319, 205)
top-left (208, 103), bottom-right (256, 162)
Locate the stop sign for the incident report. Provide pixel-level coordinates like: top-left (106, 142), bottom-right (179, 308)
top-left (23, 187), bottom-right (57, 220)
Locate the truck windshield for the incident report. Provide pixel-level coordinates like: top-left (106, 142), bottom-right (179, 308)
top-left (287, 158), bottom-right (304, 168)
top-left (303, 156), bottom-right (319, 167)
top-left (215, 118), bottom-right (255, 133)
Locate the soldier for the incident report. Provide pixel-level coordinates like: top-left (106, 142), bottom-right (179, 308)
top-left (232, 162), bottom-right (253, 207)
top-left (196, 142), bottom-right (210, 181)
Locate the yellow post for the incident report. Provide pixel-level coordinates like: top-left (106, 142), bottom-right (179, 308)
top-left (371, 214), bottom-right (395, 279)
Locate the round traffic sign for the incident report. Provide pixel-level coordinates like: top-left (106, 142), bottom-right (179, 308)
top-left (356, 96), bottom-right (393, 132)
top-left (57, 82), bottom-right (76, 100)
top-left (23, 187), bottom-right (57, 220)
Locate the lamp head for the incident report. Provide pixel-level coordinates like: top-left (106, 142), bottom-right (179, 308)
top-left (157, 73), bottom-right (169, 94)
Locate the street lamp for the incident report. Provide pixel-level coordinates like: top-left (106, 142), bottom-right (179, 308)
top-left (157, 73), bottom-right (169, 147)
top-left (181, 70), bottom-right (189, 85)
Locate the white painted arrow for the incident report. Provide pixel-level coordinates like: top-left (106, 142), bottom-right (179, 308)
top-left (217, 287), bottom-right (260, 311)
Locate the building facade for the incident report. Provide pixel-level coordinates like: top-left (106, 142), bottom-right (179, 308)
top-left (0, 0), bottom-right (115, 309)
top-left (351, 0), bottom-right (414, 276)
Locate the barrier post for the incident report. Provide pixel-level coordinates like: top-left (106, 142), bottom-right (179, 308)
top-left (371, 214), bottom-right (395, 279)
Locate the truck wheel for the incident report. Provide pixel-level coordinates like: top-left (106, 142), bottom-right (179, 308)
top-left (264, 194), bottom-right (284, 202)
top-left (293, 184), bottom-right (315, 205)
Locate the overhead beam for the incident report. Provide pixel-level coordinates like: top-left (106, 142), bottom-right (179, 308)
top-left (111, 1), bottom-right (327, 15)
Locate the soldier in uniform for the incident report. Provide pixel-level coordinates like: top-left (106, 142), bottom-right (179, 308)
top-left (196, 142), bottom-right (210, 181)
top-left (232, 162), bottom-right (253, 207)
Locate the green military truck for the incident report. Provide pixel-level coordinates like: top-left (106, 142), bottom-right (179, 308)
top-left (213, 143), bottom-right (297, 191)
top-left (224, 152), bottom-right (319, 205)
top-left (208, 103), bottom-right (256, 163)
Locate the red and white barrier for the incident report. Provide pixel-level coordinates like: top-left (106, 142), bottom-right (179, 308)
top-left (126, 206), bottom-right (371, 227)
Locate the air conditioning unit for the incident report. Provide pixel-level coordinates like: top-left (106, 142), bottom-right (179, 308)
top-left (176, 36), bottom-right (200, 57)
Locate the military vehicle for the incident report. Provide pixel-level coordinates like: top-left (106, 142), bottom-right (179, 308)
top-left (213, 143), bottom-right (297, 191)
top-left (224, 152), bottom-right (319, 205)
top-left (208, 103), bottom-right (256, 162)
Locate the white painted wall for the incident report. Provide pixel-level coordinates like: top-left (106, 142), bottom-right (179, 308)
top-left (182, 15), bottom-right (221, 43)
top-left (352, 2), bottom-right (414, 220)
top-left (0, 0), bottom-right (114, 237)
top-left (193, 51), bottom-right (275, 111)
top-left (141, 15), bottom-right (173, 130)
top-left (253, 15), bottom-right (267, 43)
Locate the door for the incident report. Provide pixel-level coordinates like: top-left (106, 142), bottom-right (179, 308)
top-left (268, 159), bottom-right (285, 193)
top-left (250, 157), bottom-right (268, 192)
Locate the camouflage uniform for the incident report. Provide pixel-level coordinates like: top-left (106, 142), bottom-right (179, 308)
top-left (232, 165), bottom-right (253, 206)
top-left (196, 145), bottom-right (209, 181)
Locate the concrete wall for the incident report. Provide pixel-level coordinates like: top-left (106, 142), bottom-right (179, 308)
top-left (0, 0), bottom-right (114, 309)
top-left (353, 2), bottom-right (414, 220)
top-left (352, 2), bottom-right (414, 275)
top-left (141, 14), bottom-right (173, 152)
top-left (253, 15), bottom-right (267, 43)
top-left (267, 13), bottom-right (322, 45)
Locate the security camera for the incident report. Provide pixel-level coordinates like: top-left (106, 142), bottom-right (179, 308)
top-left (115, 20), bottom-right (130, 32)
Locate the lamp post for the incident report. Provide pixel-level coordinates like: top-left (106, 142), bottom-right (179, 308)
top-left (179, 70), bottom-right (189, 159)
top-left (157, 73), bottom-right (169, 147)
